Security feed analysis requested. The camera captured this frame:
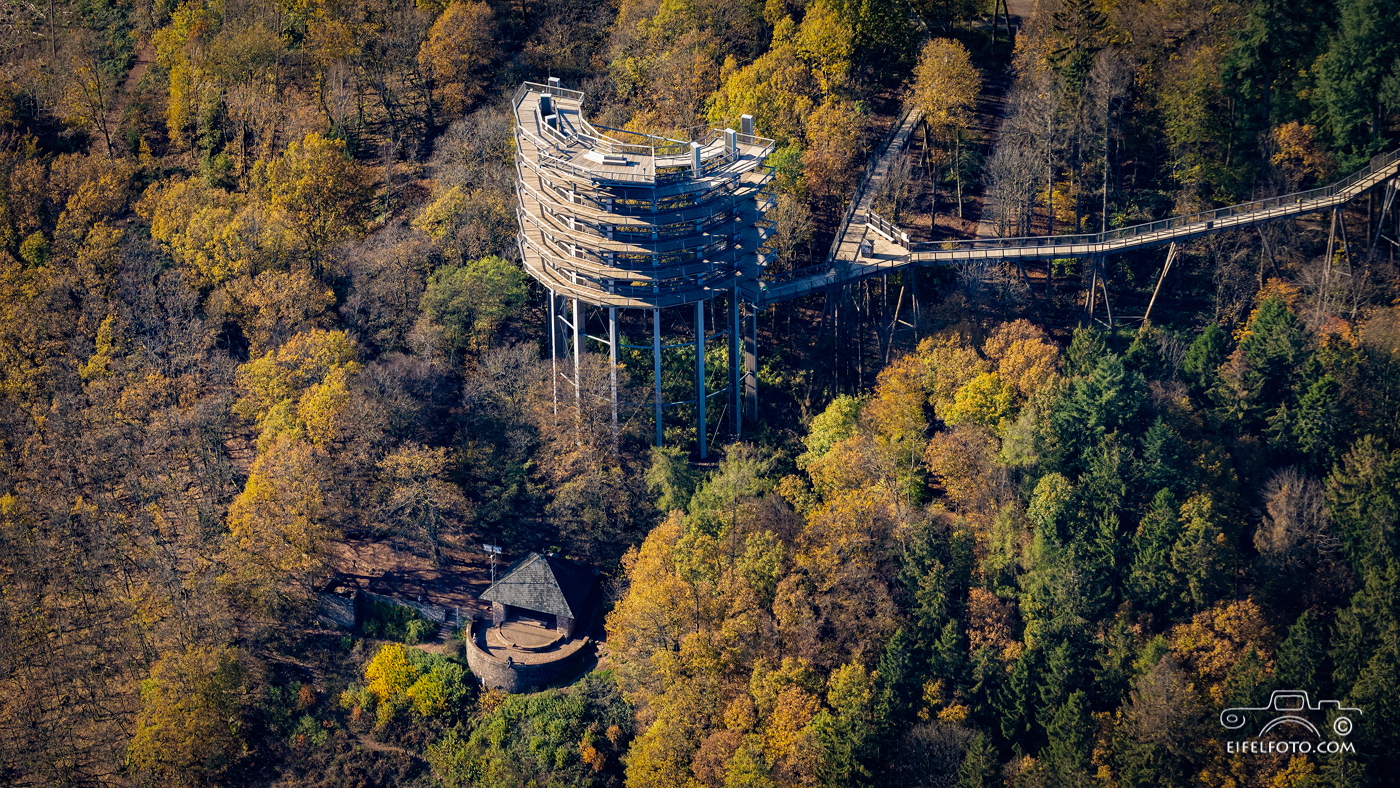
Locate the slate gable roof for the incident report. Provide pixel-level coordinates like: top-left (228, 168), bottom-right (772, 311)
top-left (479, 553), bottom-right (597, 619)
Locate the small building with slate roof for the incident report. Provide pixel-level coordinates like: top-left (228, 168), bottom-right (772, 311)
top-left (479, 552), bottom-right (598, 638)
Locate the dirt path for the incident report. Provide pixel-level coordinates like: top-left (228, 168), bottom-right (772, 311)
top-left (972, 0), bottom-right (1037, 237)
top-left (970, 64), bottom-right (1014, 238)
top-left (101, 42), bottom-right (154, 156)
top-left (353, 733), bottom-right (426, 762)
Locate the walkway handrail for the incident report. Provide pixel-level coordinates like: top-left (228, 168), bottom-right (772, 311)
top-left (755, 146), bottom-right (1400, 305)
top-left (866, 210), bottom-right (910, 246)
top-left (823, 108), bottom-right (920, 266)
top-left (906, 148), bottom-right (1400, 254)
top-left (517, 84), bottom-right (778, 185)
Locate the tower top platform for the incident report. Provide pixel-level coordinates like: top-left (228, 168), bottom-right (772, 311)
top-left (512, 81), bottom-right (775, 191)
top-left (513, 80), bottom-right (777, 309)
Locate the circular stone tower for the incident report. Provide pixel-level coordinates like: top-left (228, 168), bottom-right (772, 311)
top-left (512, 79), bottom-right (775, 456)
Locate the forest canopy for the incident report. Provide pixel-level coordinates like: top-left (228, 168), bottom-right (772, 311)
top-left (1, 0), bottom-right (1400, 784)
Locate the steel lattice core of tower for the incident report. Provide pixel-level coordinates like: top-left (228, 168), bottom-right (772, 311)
top-left (512, 79), bottom-right (776, 457)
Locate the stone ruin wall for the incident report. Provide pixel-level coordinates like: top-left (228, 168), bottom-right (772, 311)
top-left (463, 618), bottom-right (591, 693)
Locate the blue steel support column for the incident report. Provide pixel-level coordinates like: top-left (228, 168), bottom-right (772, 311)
top-left (653, 308), bottom-right (663, 447)
top-left (744, 304), bottom-right (758, 416)
top-left (730, 289), bottom-right (741, 438)
top-left (696, 300), bottom-right (707, 459)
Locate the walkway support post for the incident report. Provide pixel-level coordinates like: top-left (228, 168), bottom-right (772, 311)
top-left (571, 298), bottom-right (582, 405)
top-left (744, 305), bottom-right (758, 418)
top-left (696, 300), bottom-right (707, 459)
top-left (1321, 209), bottom-right (1338, 323)
top-left (653, 309), bottom-right (663, 447)
top-left (730, 290), bottom-right (742, 438)
top-left (1099, 256), bottom-right (1115, 329)
top-left (1369, 178), bottom-right (1396, 258)
top-left (1142, 242), bottom-right (1177, 328)
top-left (608, 307), bottom-right (618, 429)
top-left (548, 289), bottom-right (559, 415)
top-left (1085, 258), bottom-right (1099, 320)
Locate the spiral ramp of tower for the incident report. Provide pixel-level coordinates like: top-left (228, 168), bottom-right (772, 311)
top-left (512, 81), bottom-right (777, 308)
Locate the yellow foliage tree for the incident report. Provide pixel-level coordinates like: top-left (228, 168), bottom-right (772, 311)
top-left (234, 328), bottom-right (359, 436)
top-left (708, 44), bottom-right (821, 145)
top-left (418, 1), bottom-right (497, 118)
top-left (794, 0), bottom-right (854, 92)
top-left (805, 433), bottom-right (881, 500)
top-left (924, 424), bottom-right (1007, 522)
top-left (781, 489), bottom-right (900, 667)
top-left (911, 38), bottom-right (982, 214)
top-left (128, 645), bottom-right (247, 788)
top-left (219, 437), bottom-right (335, 615)
top-left (1169, 598), bottom-right (1277, 706)
top-left (803, 99), bottom-right (867, 203)
top-left (606, 514), bottom-right (698, 702)
top-left (138, 177), bottom-right (266, 287)
top-left (981, 319), bottom-right (1062, 404)
top-left (365, 643), bottom-right (418, 706)
top-left (916, 333), bottom-right (989, 422)
top-left (913, 39), bottom-right (982, 140)
top-left (223, 270), bottom-right (337, 356)
top-left (255, 133), bottom-right (373, 268)
top-left (154, 1), bottom-right (220, 149)
top-left (942, 371), bottom-right (1014, 430)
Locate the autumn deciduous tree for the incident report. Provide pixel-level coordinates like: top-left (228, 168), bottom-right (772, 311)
top-left (345, 643), bottom-right (473, 729)
top-left (128, 645), bottom-right (248, 788)
top-left (218, 437), bottom-right (336, 616)
top-left (376, 444), bottom-right (470, 563)
top-left (255, 133), bottom-right (374, 269)
top-left (803, 100), bottom-right (867, 204)
top-left (981, 320), bottom-right (1062, 405)
top-left (708, 43), bottom-right (823, 146)
top-left (418, 1), bottom-right (497, 120)
top-left (138, 177), bottom-right (265, 286)
top-left (1168, 599), bottom-right (1276, 706)
top-left (234, 328), bottom-right (361, 446)
top-left (912, 39), bottom-right (982, 216)
top-left (795, 0), bottom-right (855, 93)
top-left (221, 270), bottom-right (337, 355)
top-left (153, 1), bottom-right (220, 151)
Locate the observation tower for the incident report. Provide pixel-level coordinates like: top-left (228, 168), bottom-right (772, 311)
top-left (512, 79), bottom-right (776, 457)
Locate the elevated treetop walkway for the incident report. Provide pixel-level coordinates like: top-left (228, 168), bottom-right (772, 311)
top-left (747, 145), bottom-right (1400, 307)
top-left (511, 79), bottom-right (1400, 457)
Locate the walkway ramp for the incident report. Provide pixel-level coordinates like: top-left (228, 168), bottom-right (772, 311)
top-left (750, 138), bottom-right (1400, 307)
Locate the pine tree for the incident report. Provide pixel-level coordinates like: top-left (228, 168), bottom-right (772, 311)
top-left (1038, 639), bottom-right (1082, 715)
top-left (1293, 375), bottom-right (1349, 472)
top-left (1065, 327), bottom-right (1109, 378)
top-left (956, 731), bottom-right (999, 788)
top-left (1275, 610), bottom-right (1326, 693)
top-left (1042, 690), bottom-right (1092, 786)
top-left (1325, 435), bottom-right (1400, 577)
top-left (996, 648), bottom-right (1038, 749)
top-left (875, 628), bottom-right (920, 725)
top-left (1182, 323), bottom-right (1229, 398)
top-left (1127, 489), bottom-right (1182, 618)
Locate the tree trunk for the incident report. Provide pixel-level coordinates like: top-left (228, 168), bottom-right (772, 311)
top-left (955, 133), bottom-right (964, 220)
